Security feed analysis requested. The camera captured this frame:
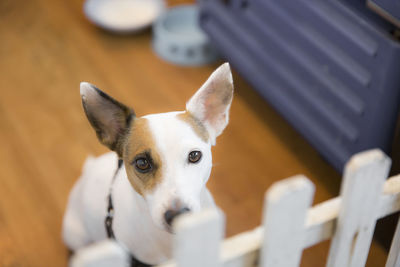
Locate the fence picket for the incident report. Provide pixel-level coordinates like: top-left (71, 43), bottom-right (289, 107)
top-left (173, 208), bottom-right (224, 267)
top-left (386, 216), bottom-right (400, 267)
top-left (260, 175), bottom-right (315, 267)
top-left (326, 149), bottom-right (391, 267)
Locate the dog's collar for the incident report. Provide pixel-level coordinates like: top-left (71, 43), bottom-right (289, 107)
top-left (105, 159), bottom-right (123, 239)
top-left (106, 158), bottom-right (152, 267)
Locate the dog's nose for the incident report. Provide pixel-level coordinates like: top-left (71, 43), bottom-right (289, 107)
top-left (164, 207), bottom-right (191, 227)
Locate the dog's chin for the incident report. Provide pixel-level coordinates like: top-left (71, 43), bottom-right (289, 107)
top-left (152, 218), bottom-right (176, 234)
top-left (160, 221), bottom-right (176, 234)
top-left (164, 224), bottom-right (176, 235)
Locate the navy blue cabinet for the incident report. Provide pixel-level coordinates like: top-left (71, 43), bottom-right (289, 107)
top-left (198, 0), bottom-right (400, 172)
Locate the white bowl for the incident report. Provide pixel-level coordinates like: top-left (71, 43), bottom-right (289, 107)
top-left (84, 0), bottom-right (165, 33)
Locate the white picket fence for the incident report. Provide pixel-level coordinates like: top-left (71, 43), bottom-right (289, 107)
top-left (72, 149), bottom-right (400, 267)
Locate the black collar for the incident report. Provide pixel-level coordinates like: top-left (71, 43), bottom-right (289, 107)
top-left (106, 159), bottom-right (151, 267)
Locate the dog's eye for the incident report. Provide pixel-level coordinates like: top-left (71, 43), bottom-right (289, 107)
top-left (188, 151), bottom-right (202, 163)
top-left (134, 157), bottom-right (152, 173)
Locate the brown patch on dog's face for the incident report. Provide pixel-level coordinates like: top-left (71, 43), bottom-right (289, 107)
top-left (177, 112), bottom-right (209, 143)
top-left (122, 118), bottom-right (163, 195)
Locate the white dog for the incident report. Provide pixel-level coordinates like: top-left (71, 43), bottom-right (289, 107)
top-left (62, 63), bottom-right (234, 265)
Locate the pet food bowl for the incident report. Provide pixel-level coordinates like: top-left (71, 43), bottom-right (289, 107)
top-left (152, 5), bottom-right (219, 66)
top-left (84, 0), bottom-right (165, 33)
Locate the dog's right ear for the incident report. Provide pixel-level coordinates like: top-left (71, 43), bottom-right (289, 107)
top-left (80, 82), bottom-right (135, 156)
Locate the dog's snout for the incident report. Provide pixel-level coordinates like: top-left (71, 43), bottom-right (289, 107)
top-left (164, 207), bottom-right (191, 227)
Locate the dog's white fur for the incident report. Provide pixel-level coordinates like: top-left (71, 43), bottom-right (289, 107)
top-left (62, 63), bottom-right (234, 265)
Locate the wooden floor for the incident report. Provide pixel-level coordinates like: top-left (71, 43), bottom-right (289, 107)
top-left (0, 0), bottom-right (389, 266)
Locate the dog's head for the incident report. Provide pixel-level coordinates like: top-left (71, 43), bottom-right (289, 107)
top-left (80, 63), bottom-right (233, 231)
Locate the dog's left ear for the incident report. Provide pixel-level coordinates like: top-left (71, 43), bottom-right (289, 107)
top-left (80, 82), bottom-right (135, 156)
top-left (186, 63), bottom-right (234, 145)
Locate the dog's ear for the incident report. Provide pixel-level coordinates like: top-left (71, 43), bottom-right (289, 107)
top-left (186, 63), bottom-right (234, 145)
top-left (80, 82), bottom-right (135, 156)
